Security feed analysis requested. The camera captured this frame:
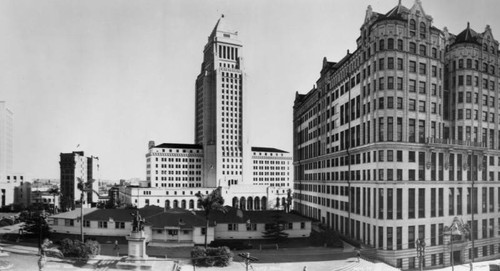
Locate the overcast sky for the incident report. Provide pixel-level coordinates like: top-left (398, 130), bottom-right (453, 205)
top-left (2, 0), bottom-right (499, 180)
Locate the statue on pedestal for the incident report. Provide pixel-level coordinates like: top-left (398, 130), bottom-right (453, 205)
top-left (130, 210), bottom-right (145, 232)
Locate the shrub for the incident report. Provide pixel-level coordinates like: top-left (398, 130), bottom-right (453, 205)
top-left (191, 246), bottom-right (233, 267)
top-left (310, 230), bottom-right (344, 248)
top-left (58, 239), bottom-right (100, 263)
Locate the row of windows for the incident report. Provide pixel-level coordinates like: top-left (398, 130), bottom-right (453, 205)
top-left (450, 58), bottom-right (496, 75)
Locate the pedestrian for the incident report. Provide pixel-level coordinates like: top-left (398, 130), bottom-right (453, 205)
top-left (303, 266), bottom-right (307, 271)
top-left (356, 248), bottom-right (361, 262)
top-left (38, 255), bottom-right (46, 271)
top-left (113, 240), bottom-right (120, 257)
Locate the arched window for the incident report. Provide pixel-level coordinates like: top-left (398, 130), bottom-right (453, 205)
top-left (419, 22), bottom-right (426, 39)
top-left (388, 38), bottom-right (394, 50)
top-left (181, 200), bottom-right (186, 209)
top-left (410, 19), bottom-right (416, 36)
top-left (189, 200), bottom-right (194, 209)
top-left (173, 200), bottom-right (179, 208)
top-left (432, 48), bottom-right (437, 58)
top-left (379, 39), bottom-right (385, 51)
top-left (165, 200), bottom-right (171, 210)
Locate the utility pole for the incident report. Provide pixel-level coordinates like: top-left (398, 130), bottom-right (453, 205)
top-left (238, 252), bottom-right (258, 271)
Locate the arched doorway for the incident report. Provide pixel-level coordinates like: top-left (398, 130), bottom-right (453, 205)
top-left (261, 197), bottom-right (267, 210)
top-left (276, 198), bottom-right (280, 207)
top-left (232, 197), bottom-right (239, 208)
top-left (181, 200), bottom-right (186, 209)
top-left (240, 197), bottom-right (246, 210)
top-left (247, 197), bottom-right (253, 210)
top-left (173, 200), bottom-right (179, 208)
top-left (189, 199), bottom-right (194, 209)
top-left (254, 197), bottom-right (260, 210)
top-left (165, 200), bottom-right (171, 209)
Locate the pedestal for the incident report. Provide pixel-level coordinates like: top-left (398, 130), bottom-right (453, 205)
top-left (126, 231), bottom-right (148, 259)
top-left (117, 231), bottom-right (152, 270)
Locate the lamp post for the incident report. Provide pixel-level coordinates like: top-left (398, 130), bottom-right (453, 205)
top-left (416, 238), bottom-right (426, 271)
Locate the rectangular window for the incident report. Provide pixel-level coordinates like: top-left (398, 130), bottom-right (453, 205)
top-left (98, 221), bottom-right (108, 228)
top-left (409, 61), bottom-right (416, 73)
top-left (419, 63), bottom-right (426, 75)
top-left (409, 188), bottom-right (415, 219)
top-left (418, 188), bottom-right (425, 218)
top-left (397, 77), bottom-right (403, 90)
top-left (419, 81), bottom-right (426, 94)
top-left (419, 101), bottom-right (426, 112)
top-left (409, 99), bottom-right (416, 111)
top-left (387, 77), bottom-right (394, 90)
top-left (397, 118), bottom-right (403, 141)
top-left (388, 57), bottom-right (394, 69)
top-left (397, 58), bottom-right (403, 70)
top-left (409, 226), bottom-right (415, 248)
top-left (228, 223), bottom-right (239, 231)
top-left (409, 79), bottom-right (416, 92)
top-left (115, 222), bottom-right (125, 229)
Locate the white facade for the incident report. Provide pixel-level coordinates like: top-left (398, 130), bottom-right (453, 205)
top-left (0, 173), bottom-right (26, 208)
top-left (214, 221), bottom-right (311, 240)
top-left (0, 101), bottom-right (13, 177)
top-left (251, 147), bottom-right (293, 187)
top-left (146, 142), bottom-right (203, 188)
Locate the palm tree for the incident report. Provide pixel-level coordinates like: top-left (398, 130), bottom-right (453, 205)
top-left (196, 187), bottom-right (226, 248)
top-left (47, 186), bottom-right (61, 214)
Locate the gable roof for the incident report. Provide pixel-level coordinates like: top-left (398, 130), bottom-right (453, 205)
top-left (82, 205), bottom-right (164, 223)
top-left (50, 208), bottom-right (97, 219)
top-left (147, 208), bottom-right (212, 229)
top-left (199, 207), bottom-right (310, 224)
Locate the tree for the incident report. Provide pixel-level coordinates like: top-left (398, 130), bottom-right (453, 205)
top-left (196, 187), bottom-right (227, 248)
top-left (262, 212), bottom-right (289, 242)
top-left (47, 186), bottom-right (61, 214)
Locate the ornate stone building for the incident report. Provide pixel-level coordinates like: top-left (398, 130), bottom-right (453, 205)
top-left (293, 1), bottom-right (500, 269)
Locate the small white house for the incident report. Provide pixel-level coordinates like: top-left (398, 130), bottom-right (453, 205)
top-left (204, 208), bottom-right (312, 240)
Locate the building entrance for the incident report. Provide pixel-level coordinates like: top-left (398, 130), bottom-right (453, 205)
top-left (451, 250), bottom-right (461, 265)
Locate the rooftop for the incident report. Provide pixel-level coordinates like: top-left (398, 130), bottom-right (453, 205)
top-left (153, 143), bottom-right (202, 150)
top-left (251, 147), bottom-right (288, 154)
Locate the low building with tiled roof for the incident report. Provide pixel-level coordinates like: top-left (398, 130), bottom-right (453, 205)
top-left (49, 206), bottom-right (311, 246)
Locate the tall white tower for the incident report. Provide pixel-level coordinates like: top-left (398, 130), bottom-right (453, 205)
top-left (0, 101), bottom-right (13, 177)
top-left (195, 15), bottom-right (251, 187)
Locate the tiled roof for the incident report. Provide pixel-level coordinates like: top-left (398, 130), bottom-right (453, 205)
top-left (147, 208), bottom-right (212, 229)
top-left (50, 208), bottom-right (97, 219)
top-left (82, 206), bottom-right (164, 223)
top-left (379, 3), bottom-right (409, 22)
top-left (453, 23), bottom-right (481, 46)
top-left (198, 208), bottom-right (310, 224)
top-left (251, 147), bottom-right (288, 154)
top-left (153, 143), bottom-right (202, 150)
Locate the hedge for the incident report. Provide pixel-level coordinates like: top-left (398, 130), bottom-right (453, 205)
top-left (191, 246), bottom-right (233, 267)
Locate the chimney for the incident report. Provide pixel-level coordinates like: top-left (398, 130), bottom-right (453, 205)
top-left (148, 141), bottom-right (155, 149)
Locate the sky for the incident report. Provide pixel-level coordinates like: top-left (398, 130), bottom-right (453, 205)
top-left (1, 0), bottom-right (499, 181)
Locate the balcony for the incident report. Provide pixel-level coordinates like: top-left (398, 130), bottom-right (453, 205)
top-left (426, 137), bottom-right (486, 149)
